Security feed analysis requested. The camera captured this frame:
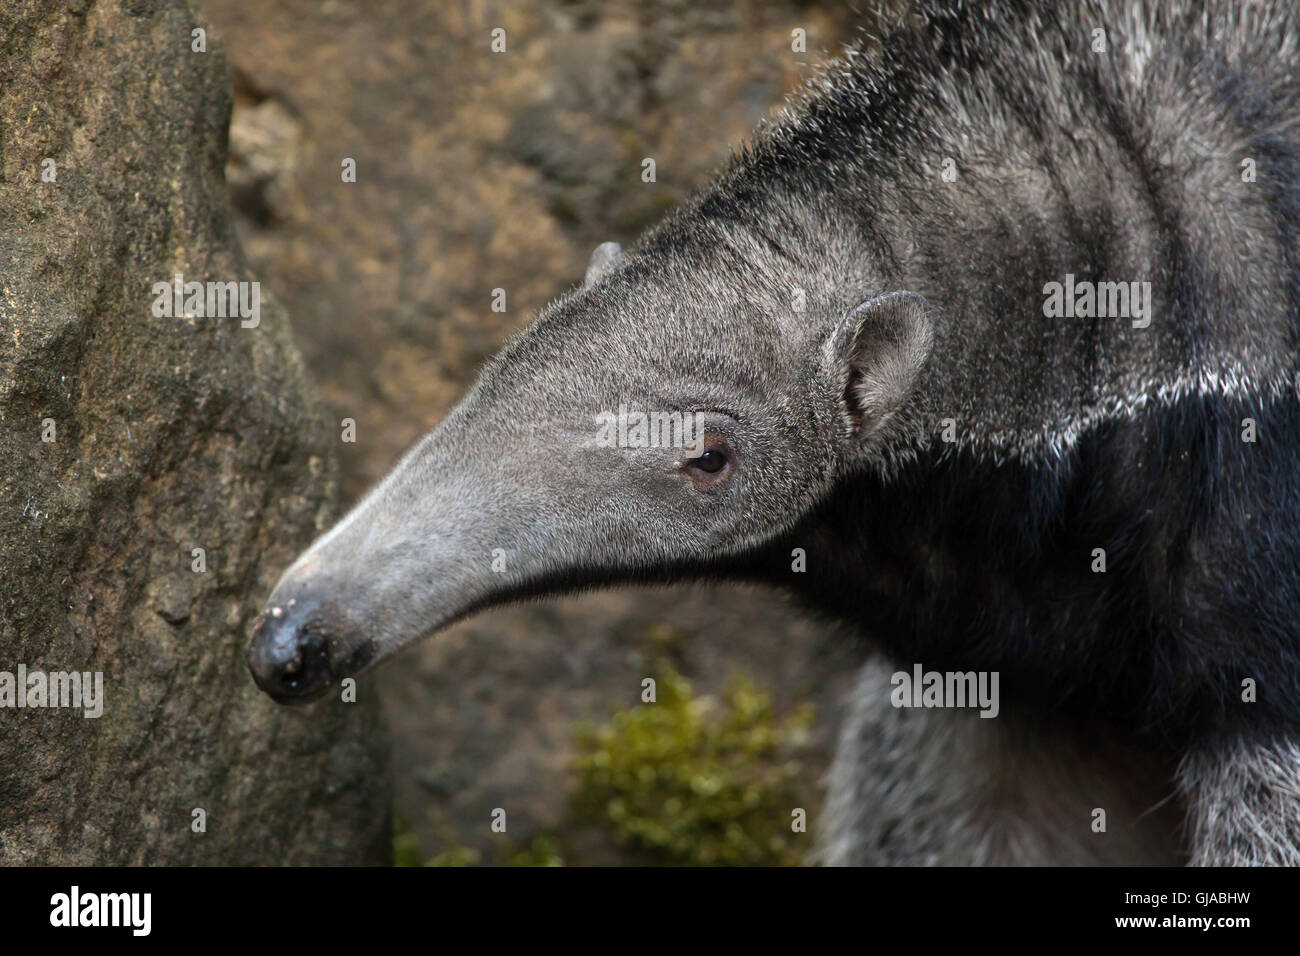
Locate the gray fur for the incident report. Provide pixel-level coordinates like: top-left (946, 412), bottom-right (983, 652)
top-left (248, 0), bottom-right (1300, 866)
top-left (818, 657), bottom-right (1185, 865)
top-left (1179, 738), bottom-right (1300, 866)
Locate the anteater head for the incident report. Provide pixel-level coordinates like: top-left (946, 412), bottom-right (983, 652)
top-left (247, 238), bottom-right (934, 703)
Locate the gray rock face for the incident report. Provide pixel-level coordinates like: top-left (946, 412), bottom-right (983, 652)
top-left (0, 0), bottom-right (389, 864)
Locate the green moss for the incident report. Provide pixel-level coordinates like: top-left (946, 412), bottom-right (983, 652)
top-left (426, 845), bottom-right (483, 867)
top-left (392, 662), bottom-right (814, 866)
top-left (392, 809), bottom-right (482, 867)
top-left (504, 835), bottom-right (566, 867)
top-left (393, 806), bottom-right (558, 867)
top-left (391, 811), bottom-right (424, 867)
top-left (572, 662), bottom-right (814, 865)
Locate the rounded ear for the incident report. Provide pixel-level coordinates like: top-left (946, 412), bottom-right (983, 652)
top-left (583, 241), bottom-right (623, 289)
top-left (820, 291), bottom-right (934, 439)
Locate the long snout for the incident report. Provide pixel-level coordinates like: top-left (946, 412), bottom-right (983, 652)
top-left (244, 414), bottom-right (491, 704)
top-left (244, 397), bottom-right (606, 705)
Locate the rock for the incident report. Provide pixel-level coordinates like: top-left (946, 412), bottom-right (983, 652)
top-left (0, 0), bottom-right (389, 864)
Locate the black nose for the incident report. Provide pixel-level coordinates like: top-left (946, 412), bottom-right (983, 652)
top-left (246, 600), bottom-right (335, 704)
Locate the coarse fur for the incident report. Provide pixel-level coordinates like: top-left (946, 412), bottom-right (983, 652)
top-left (817, 656), bottom-right (1185, 865)
top-left (249, 0), bottom-right (1300, 865)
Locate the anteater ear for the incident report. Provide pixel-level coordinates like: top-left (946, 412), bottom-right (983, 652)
top-left (584, 241), bottom-right (623, 289)
top-left (822, 291), bottom-right (933, 439)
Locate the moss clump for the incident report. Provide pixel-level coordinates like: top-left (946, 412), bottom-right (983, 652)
top-left (392, 663), bottom-right (814, 867)
top-left (392, 811), bottom-right (482, 867)
top-left (426, 845), bottom-right (483, 867)
top-left (573, 663), bottom-right (813, 865)
top-left (393, 809), bottom-right (559, 867)
top-left (392, 812), bottom-right (425, 867)
top-left (504, 835), bottom-right (566, 867)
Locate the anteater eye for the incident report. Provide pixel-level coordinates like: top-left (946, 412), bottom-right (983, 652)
top-left (691, 449), bottom-right (727, 473)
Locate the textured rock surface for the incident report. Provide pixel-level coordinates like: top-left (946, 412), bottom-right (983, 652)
top-left (0, 0), bottom-right (389, 864)
top-left (204, 0), bottom-right (867, 861)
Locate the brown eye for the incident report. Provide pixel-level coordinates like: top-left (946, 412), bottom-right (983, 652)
top-left (692, 449), bottom-right (727, 473)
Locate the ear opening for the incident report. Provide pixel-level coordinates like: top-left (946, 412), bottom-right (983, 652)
top-left (825, 291), bottom-right (933, 439)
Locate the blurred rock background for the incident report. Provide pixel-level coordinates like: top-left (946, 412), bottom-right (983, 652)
top-left (203, 0), bottom-right (879, 863)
